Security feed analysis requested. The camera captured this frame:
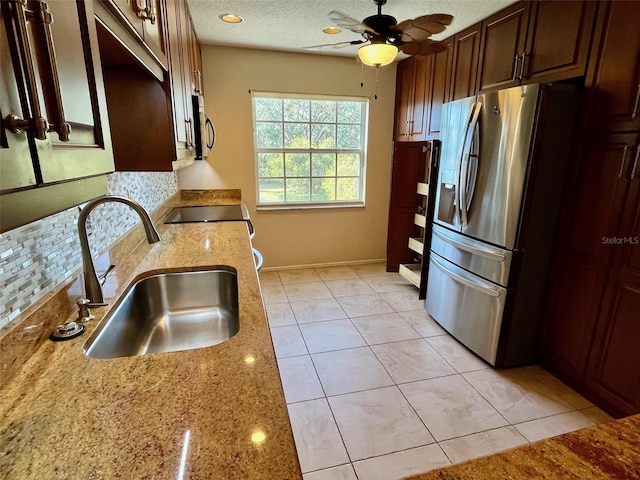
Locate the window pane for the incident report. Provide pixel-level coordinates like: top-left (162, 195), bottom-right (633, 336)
top-left (312, 178), bottom-right (336, 201)
top-left (312, 153), bottom-right (336, 176)
top-left (311, 124), bottom-right (336, 149)
top-left (255, 98), bottom-right (282, 121)
top-left (285, 153), bottom-right (310, 177)
top-left (258, 153), bottom-right (284, 177)
top-left (284, 99), bottom-right (310, 122)
top-left (338, 102), bottom-right (362, 124)
top-left (337, 154), bottom-right (360, 176)
top-left (284, 123), bottom-right (310, 148)
top-left (253, 94), bottom-right (366, 206)
top-left (256, 122), bottom-right (282, 148)
top-left (337, 177), bottom-right (359, 200)
top-left (337, 124), bottom-right (361, 149)
top-left (311, 101), bottom-right (337, 123)
top-left (286, 178), bottom-right (310, 202)
top-left (259, 179), bottom-right (284, 203)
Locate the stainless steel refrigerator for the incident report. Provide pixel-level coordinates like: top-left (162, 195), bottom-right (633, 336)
top-left (426, 83), bottom-right (580, 367)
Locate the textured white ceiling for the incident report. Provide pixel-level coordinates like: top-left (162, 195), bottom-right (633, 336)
top-left (187, 0), bottom-right (517, 59)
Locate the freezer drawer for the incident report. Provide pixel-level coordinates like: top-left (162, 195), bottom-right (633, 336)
top-left (430, 224), bottom-right (512, 286)
top-left (426, 252), bottom-right (508, 365)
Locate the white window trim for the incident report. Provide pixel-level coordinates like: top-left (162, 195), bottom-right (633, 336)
top-left (251, 91), bottom-right (369, 210)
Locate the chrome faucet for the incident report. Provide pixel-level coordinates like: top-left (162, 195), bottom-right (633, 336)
top-left (78, 196), bottom-right (160, 306)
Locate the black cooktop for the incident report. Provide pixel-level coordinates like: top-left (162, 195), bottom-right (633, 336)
top-left (164, 205), bottom-right (246, 223)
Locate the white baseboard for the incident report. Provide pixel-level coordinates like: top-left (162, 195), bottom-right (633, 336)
top-left (260, 258), bottom-right (386, 272)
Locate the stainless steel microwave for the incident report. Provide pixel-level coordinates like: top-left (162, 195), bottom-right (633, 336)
top-left (192, 94), bottom-right (215, 159)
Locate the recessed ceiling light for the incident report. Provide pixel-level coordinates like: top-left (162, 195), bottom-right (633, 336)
top-left (219, 13), bottom-right (243, 23)
top-left (322, 26), bottom-right (341, 34)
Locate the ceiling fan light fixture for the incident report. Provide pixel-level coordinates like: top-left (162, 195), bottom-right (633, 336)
top-left (219, 13), bottom-right (243, 23)
top-left (358, 42), bottom-right (398, 67)
top-left (322, 26), bottom-right (341, 34)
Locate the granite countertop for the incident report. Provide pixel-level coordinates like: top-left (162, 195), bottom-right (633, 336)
top-left (0, 192), bottom-right (302, 479)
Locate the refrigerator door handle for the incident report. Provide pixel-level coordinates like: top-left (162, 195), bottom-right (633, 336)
top-left (456, 103), bottom-right (477, 224)
top-left (433, 226), bottom-right (506, 261)
top-left (459, 103), bottom-right (482, 227)
top-left (431, 255), bottom-right (502, 298)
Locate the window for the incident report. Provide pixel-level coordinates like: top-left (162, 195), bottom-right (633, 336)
top-left (252, 92), bottom-right (369, 208)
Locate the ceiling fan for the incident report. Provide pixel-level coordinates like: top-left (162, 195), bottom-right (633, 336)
top-left (305, 0), bottom-right (454, 66)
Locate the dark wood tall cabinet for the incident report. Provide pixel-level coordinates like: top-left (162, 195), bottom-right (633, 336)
top-left (585, 176), bottom-right (640, 414)
top-left (538, 134), bottom-right (637, 383)
top-left (538, 0), bottom-right (640, 417)
top-left (386, 142), bottom-right (428, 272)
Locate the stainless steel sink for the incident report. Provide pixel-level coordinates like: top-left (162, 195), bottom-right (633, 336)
top-left (83, 269), bottom-right (239, 359)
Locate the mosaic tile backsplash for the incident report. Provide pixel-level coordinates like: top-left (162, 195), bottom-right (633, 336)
top-left (0, 172), bottom-right (178, 329)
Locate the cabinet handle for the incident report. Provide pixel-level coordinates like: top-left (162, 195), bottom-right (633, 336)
top-left (33, 0), bottom-right (71, 142)
top-left (3, 0), bottom-right (48, 140)
top-left (135, 0), bottom-right (156, 24)
top-left (618, 145), bottom-right (629, 179)
top-left (185, 118), bottom-right (194, 150)
top-left (633, 83), bottom-right (640, 120)
top-left (631, 145), bottom-right (640, 180)
top-left (512, 54), bottom-right (521, 82)
top-left (518, 52), bottom-right (527, 81)
top-left (194, 70), bottom-right (202, 94)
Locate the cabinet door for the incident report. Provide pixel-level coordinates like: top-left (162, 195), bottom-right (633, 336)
top-left (539, 134), bottom-right (635, 382)
top-left (166, 0), bottom-right (194, 162)
top-left (582, 0), bottom-right (640, 133)
top-left (189, 14), bottom-right (203, 95)
top-left (408, 55), bottom-right (431, 141)
top-left (1, 0), bottom-right (113, 187)
top-left (37, 0), bottom-right (114, 183)
top-left (387, 142), bottom-right (428, 271)
top-left (0, 5), bottom-right (36, 191)
top-left (142, 0), bottom-right (167, 65)
top-left (523, 0), bottom-right (597, 84)
top-left (586, 172), bottom-right (640, 416)
top-left (449, 24), bottom-right (481, 101)
top-left (476, 2), bottom-right (530, 93)
top-left (394, 58), bottom-right (414, 141)
top-left (426, 44), bottom-right (451, 138)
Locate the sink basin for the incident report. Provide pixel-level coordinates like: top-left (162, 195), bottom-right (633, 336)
top-left (83, 269), bottom-right (239, 359)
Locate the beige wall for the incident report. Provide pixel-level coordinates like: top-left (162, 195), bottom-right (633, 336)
top-left (178, 46), bottom-right (397, 268)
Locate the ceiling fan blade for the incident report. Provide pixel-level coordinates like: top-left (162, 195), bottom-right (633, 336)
top-left (396, 14), bottom-right (454, 42)
top-left (303, 39), bottom-right (366, 50)
top-left (399, 39), bottom-right (448, 56)
top-left (329, 10), bottom-right (378, 35)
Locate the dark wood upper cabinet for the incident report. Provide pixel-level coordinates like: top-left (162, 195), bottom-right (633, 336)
top-left (477, 3), bottom-right (530, 93)
top-left (99, 0), bottom-right (168, 70)
top-left (476, 0), bottom-right (596, 94)
top-left (166, 0), bottom-right (196, 165)
top-left (522, 0), bottom-right (597, 84)
top-left (394, 56), bottom-right (431, 141)
top-left (449, 23), bottom-right (481, 101)
top-left (581, 0), bottom-right (640, 133)
top-left (97, 0), bottom-right (199, 171)
top-left (426, 46), bottom-right (451, 138)
top-left (0, 0), bottom-right (114, 231)
top-left (394, 59), bottom-right (413, 141)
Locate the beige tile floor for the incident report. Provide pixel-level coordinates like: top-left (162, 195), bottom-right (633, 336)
top-left (259, 263), bottom-right (614, 480)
